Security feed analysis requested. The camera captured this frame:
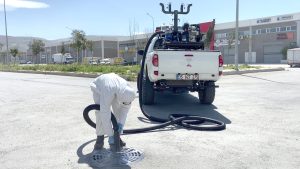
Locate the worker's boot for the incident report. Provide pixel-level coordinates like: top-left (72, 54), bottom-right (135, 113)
top-left (109, 136), bottom-right (126, 152)
top-left (93, 135), bottom-right (104, 151)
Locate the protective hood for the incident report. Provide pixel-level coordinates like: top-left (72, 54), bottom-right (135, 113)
top-left (118, 85), bottom-right (136, 103)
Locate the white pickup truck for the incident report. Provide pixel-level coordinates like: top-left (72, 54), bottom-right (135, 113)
top-left (140, 36), bottom-right (223, 105)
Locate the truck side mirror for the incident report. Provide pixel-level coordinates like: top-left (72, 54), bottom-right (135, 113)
top-left (137, 50), bottom-right (144, 56)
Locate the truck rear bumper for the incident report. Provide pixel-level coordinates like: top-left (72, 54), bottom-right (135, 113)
top-left (149, 73), bottom-right (219, 82)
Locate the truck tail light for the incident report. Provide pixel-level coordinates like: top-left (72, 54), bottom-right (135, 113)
top-left (152, 54), bottom-right (159, 67)
top-left (219, 55), bottom-right (224, 67)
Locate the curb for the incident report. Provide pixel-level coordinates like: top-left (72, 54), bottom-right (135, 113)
top-left (1, 70), bottom-right (100, 78)
top-left (223, 67), bottom-right (285, 75)
top-left (1, 67), bottom-right (285, 81)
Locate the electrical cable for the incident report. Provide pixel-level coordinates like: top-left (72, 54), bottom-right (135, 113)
top-left (83, 32), bottom-right (226, 134)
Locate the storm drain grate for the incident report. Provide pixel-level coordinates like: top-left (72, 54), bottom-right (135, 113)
top-left (90, 147), bottom-right (144, 167)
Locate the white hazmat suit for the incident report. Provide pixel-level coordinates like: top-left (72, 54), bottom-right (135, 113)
top-left (90, 73), bottom-right (136, 138)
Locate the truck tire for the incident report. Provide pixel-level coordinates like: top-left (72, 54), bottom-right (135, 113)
top-left (199, 81), bottom-right (215, 104)
top-left (142, 71), bottom-right (155, 105)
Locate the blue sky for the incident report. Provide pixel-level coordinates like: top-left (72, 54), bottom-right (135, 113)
top-left (1, 0), bottom-right (300, 40)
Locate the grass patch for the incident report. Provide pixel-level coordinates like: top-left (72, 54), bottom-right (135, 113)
top-left (0, 64), bottom-right (141, 81)
top-left (224, 64), bottom-right (262, 70)
top-left (1, 63), bottom-right (263, 81)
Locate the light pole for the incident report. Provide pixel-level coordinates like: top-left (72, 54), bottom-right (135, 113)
top-left (234, 0), bottom-right (239, 70)
top-left (3, 0), bottom-right (9, 64)
top-left (147, 13), bottom-right (154, 33)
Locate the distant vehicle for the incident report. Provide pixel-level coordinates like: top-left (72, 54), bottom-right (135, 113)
top-left (99, 58), bottom-right (111, 65)
top-left (19, 60), bottom-right (27, 64)
top-left (89, 60), bottom-right (98, 65)
top-left (287, 48), bottom-right (300, 67)
top-left (52, 53), bottom-right (74, 64)
top-left (26, 61), bottom-right (33, 64)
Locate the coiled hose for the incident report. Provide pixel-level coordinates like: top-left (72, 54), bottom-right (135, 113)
top-left (83, 32), bottom-right (226, 134)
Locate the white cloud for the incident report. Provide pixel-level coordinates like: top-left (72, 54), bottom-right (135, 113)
top-left (0, 0), bottom-right (49, 10)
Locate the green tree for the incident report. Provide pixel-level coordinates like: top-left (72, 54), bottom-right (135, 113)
top-left (70, 29), bottom-right (86, 63)
top-left (86, 40), bottom-right (94, 61)
top-left (29, 39), bottom-right (45, 64)
top-left (281, 42), bottom-right (298, 60)
top-left (60, 42), bottom-right (66, 55)
top-left (10, 48), bottom-right (18, 65)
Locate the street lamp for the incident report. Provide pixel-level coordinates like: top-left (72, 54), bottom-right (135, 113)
top-left (234, 0), bottom-right (239, 71)
top-left (3, 0), bottom-right (9, 64)
top-left (147, 13), bottom-right (155, 33)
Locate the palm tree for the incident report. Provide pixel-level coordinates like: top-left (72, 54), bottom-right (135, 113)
top-left (71, 29), bottom-right (86, 63)
top-left (60, 42), bottom-right (66, 55)
top-left (86, 40), bottom-right (94, 62)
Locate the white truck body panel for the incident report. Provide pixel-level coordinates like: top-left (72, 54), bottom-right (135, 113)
top-left (287, 48), bottom-right (300, 66)
top-left (145, 38), bottom-right (222, 82)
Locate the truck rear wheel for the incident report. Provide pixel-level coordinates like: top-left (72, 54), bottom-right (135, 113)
top-left (142, 71), bottom-right (155, 105)
top-left (199, 82), bottom-right (215, 104)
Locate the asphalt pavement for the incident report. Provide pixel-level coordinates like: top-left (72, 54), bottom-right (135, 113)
top-left (0, 68), bottom-right (300, 169)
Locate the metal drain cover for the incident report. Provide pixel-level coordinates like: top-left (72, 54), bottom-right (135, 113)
top-left (90, 147), bottom-right (144, 167)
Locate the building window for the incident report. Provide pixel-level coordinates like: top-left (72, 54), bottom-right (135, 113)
top-left (291, 26), bottom-right (297, 31)
top-left (270, 28), bottom-right (276, 33)
top-left (261, 29), bottom-right (266, 34)
top-left (280, 27), bottom-right (287, 32)
top-left (252, 30), bottom-right (256, 35)
top-left (243, 31), bottom-right (250, 36)
top-left (286, 26), bottom-right (291, 31)
top-left (276, 27), bottom-right (281, 32)
top-left (256, 29), bottom-right (261, 34)
top-left (215, 33), bottom-right (227, 39)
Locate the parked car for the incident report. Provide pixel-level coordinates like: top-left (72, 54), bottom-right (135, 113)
top-left (99, 58), bottom-right (111, 65)
top-left (89, 60), bottom-right (98, 65)
top-left (19, 60), bottom-right (27, 64)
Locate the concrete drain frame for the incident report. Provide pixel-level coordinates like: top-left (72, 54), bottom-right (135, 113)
top-left (90, 147), bottom-right (144, 167)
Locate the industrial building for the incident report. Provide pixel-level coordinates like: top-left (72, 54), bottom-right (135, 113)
top-left (215, 12), bottom-right (300, 64)
top-left (27, 12), bottom-right (300, 64)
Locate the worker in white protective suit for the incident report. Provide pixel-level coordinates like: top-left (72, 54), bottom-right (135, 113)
top-left (90, 73), bottom-right (136, 150)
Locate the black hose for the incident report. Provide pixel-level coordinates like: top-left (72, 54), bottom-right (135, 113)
top-left (83, 104), bottom-right (225, 133)
top-left (83, 31), bottom-right (226, 133)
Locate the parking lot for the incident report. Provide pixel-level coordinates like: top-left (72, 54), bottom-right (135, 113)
top-left (0, 68), bottom-right (300, 169)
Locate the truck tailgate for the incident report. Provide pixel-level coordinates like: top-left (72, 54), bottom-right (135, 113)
top-left (157, 50), bottom-right (219, 75)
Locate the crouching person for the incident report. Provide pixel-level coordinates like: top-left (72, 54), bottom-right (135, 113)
top-left (90, 73), bottom-right (136, 151)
